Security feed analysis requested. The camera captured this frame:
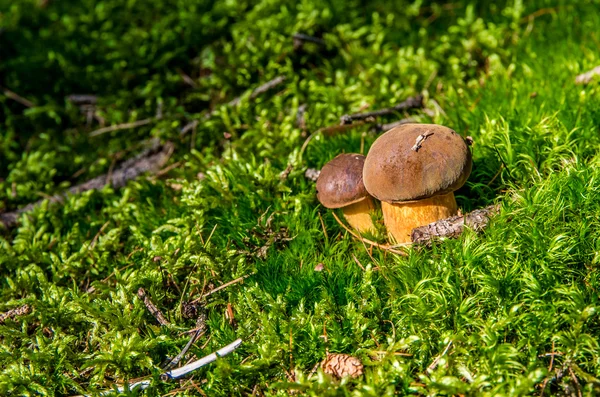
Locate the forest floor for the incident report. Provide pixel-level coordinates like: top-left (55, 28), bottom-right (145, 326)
top-left (2, 0), bottom-right (600, 395)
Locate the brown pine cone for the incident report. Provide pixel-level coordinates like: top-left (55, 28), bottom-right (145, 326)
top-left (321, 353), bottom-right (364, 379)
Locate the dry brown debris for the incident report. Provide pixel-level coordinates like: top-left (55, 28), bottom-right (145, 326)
top-left (321, 353), bottom-right (364, 379)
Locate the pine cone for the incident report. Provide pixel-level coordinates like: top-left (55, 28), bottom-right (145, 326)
top-left (321, 353), bottom-right (364, 379)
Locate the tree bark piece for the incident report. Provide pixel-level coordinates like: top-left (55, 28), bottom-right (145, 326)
top-left (411, 204), bottom-right (500, 244)
top-left (0, 142), bottom-right (174, 229)
top-left (340, 95), bottom-right (424, 125)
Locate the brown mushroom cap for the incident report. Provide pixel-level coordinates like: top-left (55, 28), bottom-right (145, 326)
top-left (316, 153), bottom-right (370, 209)
top-left (363, 124), bottom-right (472, 202)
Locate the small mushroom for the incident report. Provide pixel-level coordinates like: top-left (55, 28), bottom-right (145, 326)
top-left (316, 153), bottom-right (376, 233)
top-left (363, 124), bottom-right (472, 243)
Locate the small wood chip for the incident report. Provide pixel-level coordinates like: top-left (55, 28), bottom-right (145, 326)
top-left (321, 353), bottom-right (364, 379)
top-left (305, 168), bottom-right (320, 181)
top-left (0, 304), bottom-right (32, 324)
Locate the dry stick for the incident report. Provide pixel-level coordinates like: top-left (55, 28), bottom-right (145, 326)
top-left (575, 65), bottom-right (600, 85)
top-left (340, 94), bottom-right (424, 125)
top-left (163, 311), bottom-right (207, 371)
top-left (0, 142), bottom-right (174, 229)
top-left (292, 33), bottom-right (326, 46)
top-left (410, 204), bottom-right (500, 244)
top-left (137, 288), bottom-right (170, 326)
top-left (89, 118), bottom-right (153, 137)
top-left (426, 341), bottom-right (453, 375)
top-left (331, 212), bottom-right (408, 256)
top-left (0, 304), bottom-right (32, 325)
top-left (190, 273), bottom-right (253, 304)
top-left (222, 75), bottom-right (287, 109)
top-left (2, 87), bottom-right (35, 108)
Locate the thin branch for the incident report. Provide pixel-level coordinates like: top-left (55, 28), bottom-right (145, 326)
top-left (165, 305), bottom-right (207, 370)
top-left (137, 288), bottom-right (170, 326)
top-left (292, 33), bottom-right (326, 46)
top-left (575, 65), bottom-right (600, 85)
top-left (0, 304), bottom-right (32, 324)
top-left (2, 87), bottom-right (35, 108)
top-left (340, 95), bottom-right (424, 124)
top-left (0, 142), bottom-right (174, 229)
top-left (426, 341), bottom-right (453, 375)
top-left (190, 273), bottom-right (253, 303)
top-left (225, 75), bottom-right (287, 108)
top-left (89, 118), bottom-right (153, 137)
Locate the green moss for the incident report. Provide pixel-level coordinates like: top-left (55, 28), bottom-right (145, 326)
top-left (2, 0), bottom-right (600, 395)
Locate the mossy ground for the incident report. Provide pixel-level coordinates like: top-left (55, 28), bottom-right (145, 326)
top-left (2, 0), bottom-right (600, 395)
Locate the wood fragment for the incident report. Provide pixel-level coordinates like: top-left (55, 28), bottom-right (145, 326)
top-left (410, 204), bottom-right (500, 244)
top-left (0, 304), bottom-right (32, 324)
top-left (575, 65), bottom-right (600, 85)
top-left (0, 142), bottom-right (173, 229)
top-left (340, 95), bottom-right (424, 125)
top-left (137, 288), bottom-right (170, 326)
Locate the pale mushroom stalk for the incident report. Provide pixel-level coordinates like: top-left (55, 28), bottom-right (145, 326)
top-left (340, 196), bottom-right (376, 233)
top-left (363, 124), bottom-right (472, 243)
top-left (316, 153), bottom-right (377, 234)
top-left (381, 192), bottom-right (457, 243)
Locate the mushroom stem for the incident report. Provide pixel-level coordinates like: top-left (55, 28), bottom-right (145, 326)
top-left (381, 192), bottom-right (458, 243)
top-left (342, 197), bottom-right (376, 233)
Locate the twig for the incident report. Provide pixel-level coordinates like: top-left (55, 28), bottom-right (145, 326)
top-left (0, 304), bottom-right (32, 324)
top-left (292, 33), bottom-right (326, 46)
top-left (137, 288), bottom-right (170, 326)
top-left (190, 273), bottom-right (253, 303)
top-left (0, 142), bottom-right (174, 229)
top-left (410, 204), bottom-right (500, 244)
top-left (80, 339), bottom-right (243, 397)
top-left (411, 131), bottom-right (434, 152)
top-left (163, 311), bottom-right (207, 370)
top-left (426, 341), bottom-right (453, 375)
top-left (331, 212), bottom-right (408, 255)
top-left (89, 118), bottom-right (153, 137)
top-left (2, 87), bottom-right (35, 108)
top-left (226, 76), bottom-right (287, 107)
top-left (568, 366), bottom-right (582, 397)
top-left (575, 65), bottom-right (600, 85)
top-left (340, 95), bottom-right (424, 124)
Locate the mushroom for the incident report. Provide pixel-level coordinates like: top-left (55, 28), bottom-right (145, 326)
top-left (363, 124), bottom-right (472, 243)
top-left (316, 153), bottom-right (376, 233)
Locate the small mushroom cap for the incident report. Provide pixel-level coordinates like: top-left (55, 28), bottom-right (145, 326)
top-left (316, 153), bottom-right (370, 209)
top-left (363, 124), bottom-right (472, 202)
